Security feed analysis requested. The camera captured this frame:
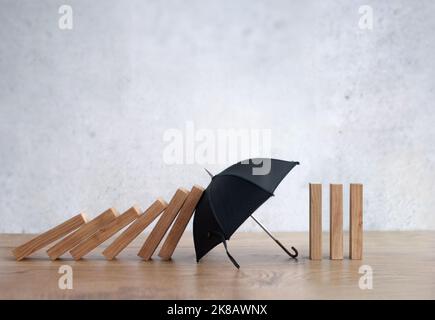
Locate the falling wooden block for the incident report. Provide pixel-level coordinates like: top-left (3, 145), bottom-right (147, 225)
top-left (158, 185), bottom-right (204, 260)
top-left (12, 213), bottom-right (87, 261)
top-left (330, 184), bottom-right (343, 260)
top-left (309, 183), bottom-right (322, 260)
top-left (70, 206), bottom-right (141, 260)
top-left (138, 188), bottom-right (189, 260)
top-left (350, 183), bottom-right (363, 259)
top-left (102, 199), bottom-right (167, 260)
top-left (47, 208), bottom-right (118, 260)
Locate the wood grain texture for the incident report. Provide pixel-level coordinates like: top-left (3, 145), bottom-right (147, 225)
top-left (102, 199), bottom-right (167, 260)
top-left (12, 214), bottom-right (87, 261)
top-left (70, 207), bottom-right (141, 260)
top-left (47, 208), bottom-right (118, 260)
top-left (330, 184), bottom-right (343, 260)
top-left (350, 184), bottom-right (363, 259)
top-left (158, 185), bottom-right (204, 260)
top-left (138, 188), bottom-right (189, 260)
top-left (309, 183), bottom-right (322, 260)
top-left (1, 232), bottom-right (434, 299)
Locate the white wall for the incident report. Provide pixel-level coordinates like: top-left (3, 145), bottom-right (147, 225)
top-left (1, 0), bottom-right (434, 233)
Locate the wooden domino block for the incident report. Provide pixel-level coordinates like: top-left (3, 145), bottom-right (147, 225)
top-left (12, 213), bottom-right (87, 261)
top-left (158, 185), bottom-right (204, 260)
top-left (47, 208), bottom-right (118, 260)
top-left (102, 199), bottom-right (167, 260)
top-left (350, 183), bottom-right (363, 259)
top-left (70, 206), bottom-right (141, 260)
top-left (330, 184), bottom-right (343, 260)
top-left (138, 188), bottom-right (189, 260)
top-left (309, 183), bottom-right (322, 260)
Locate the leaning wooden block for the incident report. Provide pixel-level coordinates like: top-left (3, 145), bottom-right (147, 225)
top-left (309, 183), bottom-right (322, 260)
top-left (47, 208), bottom-right (118, 260)
top-left (158, 185), bottom-right (204, 260)
top-left (102, 199), bottom-right (167, 260)
top-left (350, 183), bottom-right (363, 259)
top-left (330, 184), bottom-right (343, 260)
top-left (70, 206), bottom-right (141, 260)
top-left (12, 213), bottom-right (87, 261)
top-left (138, 188), bottom-right (189, 260)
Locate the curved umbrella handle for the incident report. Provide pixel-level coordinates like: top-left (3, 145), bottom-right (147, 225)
top-left (275, 239), bottom-right (298, 259)
top-left (250, 215), bottom-right (298, 260)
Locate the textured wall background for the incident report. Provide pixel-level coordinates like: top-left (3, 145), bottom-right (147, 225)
top-left (1, 0), bottom-right (434, 233)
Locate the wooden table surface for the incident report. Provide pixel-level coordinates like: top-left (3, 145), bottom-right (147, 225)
top-left (0, 232), bottom-right (434, 299)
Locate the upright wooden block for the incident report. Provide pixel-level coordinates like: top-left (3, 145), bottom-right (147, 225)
top-left (350, 183), bottom-right (363, 259)
top-left (158, 185), bottom-right (204, 260)
top-left (70, 206), bottom-right (141, 260)
top-left (330, 184), bottom-right (343, 260)
top-left (102, 199), bottom-right (167, 260)
top-left (309, 183), bottom-right (322, 260)
top-left (47, 208), bottom-right (118, 260)
top-left (12, 213), bottom-right (87, 261)
top-left (138, 188), bottom-right (189, 260)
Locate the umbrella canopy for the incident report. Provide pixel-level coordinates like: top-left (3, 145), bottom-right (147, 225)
top-left (193, 158), bottom-right (299, 268)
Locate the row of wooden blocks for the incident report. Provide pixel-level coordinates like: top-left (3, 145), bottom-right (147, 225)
top-left (309, 183), bottom-right (363, 260)
top-left (12, 185), bottom-right (204, 261)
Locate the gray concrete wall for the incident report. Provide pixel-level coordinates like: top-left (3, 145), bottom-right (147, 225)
top-left (1, 0), bottom-right (434, 232)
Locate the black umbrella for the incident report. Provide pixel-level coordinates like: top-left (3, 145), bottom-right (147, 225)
top-left (193, 158), bottom-right (299, 268)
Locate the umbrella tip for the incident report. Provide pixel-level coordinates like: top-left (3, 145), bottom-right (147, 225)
top-left (204, 168), bottom-right (214, 179)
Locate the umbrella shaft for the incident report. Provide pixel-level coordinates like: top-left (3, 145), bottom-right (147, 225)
top-left (250, 215), bottom-right (277, 241)
top-left (250, 215), bottom-right (298, 259)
